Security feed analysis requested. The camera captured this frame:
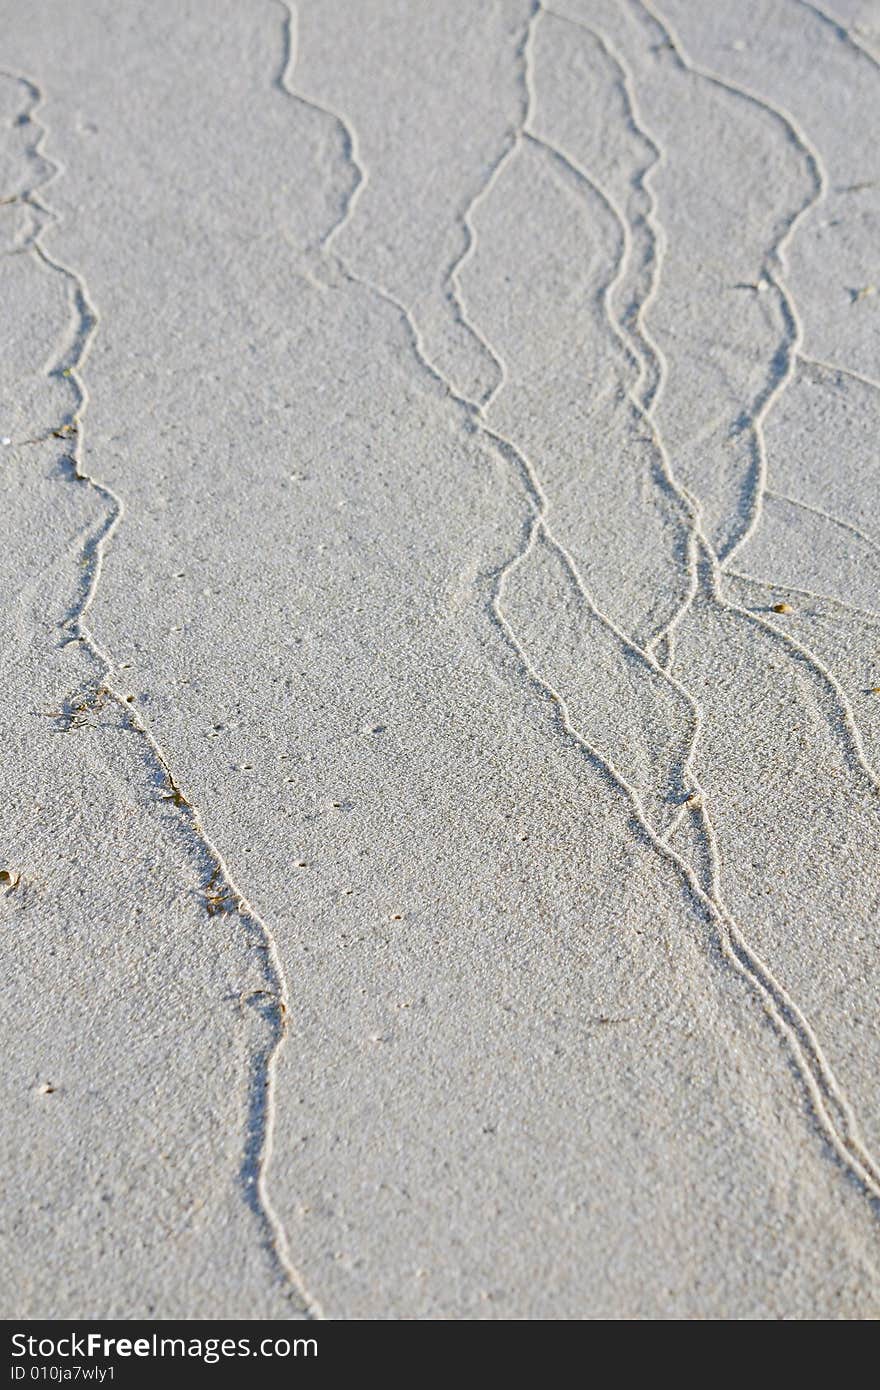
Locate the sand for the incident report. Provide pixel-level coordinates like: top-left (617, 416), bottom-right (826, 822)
top-left (1, 0), bottom-right (878, 1320)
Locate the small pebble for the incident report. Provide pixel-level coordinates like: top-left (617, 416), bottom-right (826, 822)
top-left (772, 602), bottom-right (793, 614)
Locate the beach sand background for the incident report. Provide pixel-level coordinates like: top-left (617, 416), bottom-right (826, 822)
top-left (1, 0), bottom-right (879, 1318)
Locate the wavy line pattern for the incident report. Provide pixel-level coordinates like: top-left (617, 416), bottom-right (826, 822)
top-left (276, 0), bottom-right (880, 1207)
top-left (794, 0), bottom-right (880, 67)
top-left (764, 486), bottom-right (880, 557)
top-left (279, 3), bottom-right (700, 833)
top-left (637, 0), bottom-right (827, 566)
top-left (7, 0), bottom-right (879, 1314)
top-left (621, 0), bottom-right (880, 1187)
top-left (0, 63), bottom-right (322, 1319)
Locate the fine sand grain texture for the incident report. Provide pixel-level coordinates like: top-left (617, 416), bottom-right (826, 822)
top-left (1, 0), bottom-right (879, 1320)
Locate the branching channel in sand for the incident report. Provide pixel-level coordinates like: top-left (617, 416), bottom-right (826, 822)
top-left (274, 0), bottom-right (880, 1204)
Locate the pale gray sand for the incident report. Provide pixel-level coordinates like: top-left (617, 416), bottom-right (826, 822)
top-left (1, 0), bottom-right (879, 1320)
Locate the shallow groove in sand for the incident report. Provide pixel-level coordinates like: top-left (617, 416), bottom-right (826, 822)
top-left (278, 0), bottom-right (880, 1206)
top-left (0, 59), bottom-right (322, 1319)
